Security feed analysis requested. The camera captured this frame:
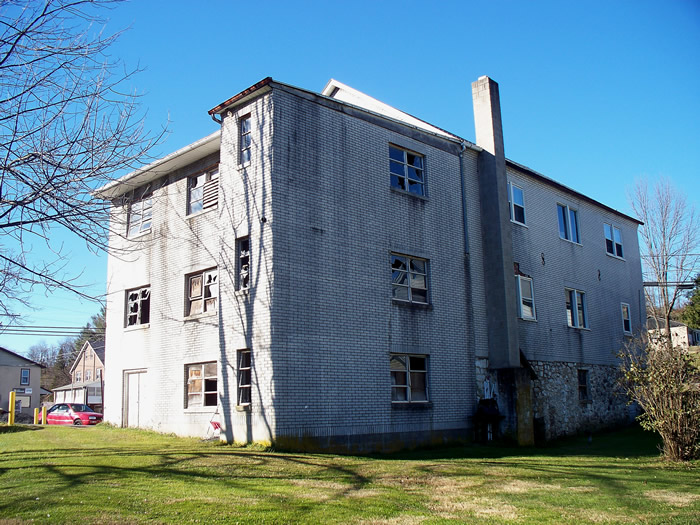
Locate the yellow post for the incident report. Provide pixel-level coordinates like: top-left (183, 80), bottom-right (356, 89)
top-left (8, 391), bottom-right (15, 425)
top-left (41, 405), bottom-right (47, 425)
top-left (34, 408), bottom-right (39, 425)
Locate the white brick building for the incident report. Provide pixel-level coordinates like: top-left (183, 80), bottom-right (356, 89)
top-left (97, 76), bottom-right (643, 450)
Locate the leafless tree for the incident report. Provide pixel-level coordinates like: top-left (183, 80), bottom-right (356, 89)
top-left (0, 0), bottom-right (163, 320)
top-left (631, 177), bottom-right (699, 335)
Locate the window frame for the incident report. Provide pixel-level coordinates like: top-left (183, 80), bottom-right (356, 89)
top-left (621, 302), bottom-right (632, 335)
top-left (20, 368), bottom-right (30, 386)
top-left (187, 166), bottom-right (219, 216)
top-left (125, 285), bottom-right (151, 328)
top-left (565, 288), bottom-right (588, 329)
top-left (240, 114), bottom-right (252, 165)
top-left (515, 275), bottom-right (536, 320)
top-left (85, 370), bottom-right (92, 382)
top-left (389, 144), bottom-right (425, 196)
top-left (237, 350), bottom-right (252, 407)
top-left (185, 268), bottom-right (218, 317)
top-left (76, 371), bottom-right (81, 383)
top-left (578, 369), bottom-right (591, 402)
top-left (236, 237), bottom-right (250, 291)
top-left (391, 253), bottom-right (429, 305)
top-left (557, 203), bottom-right (580, 243)
top-left (390, 354), bottom-right (429, 403)
top-left (508, 182), bottom-right (526, 225)
top-left (185, 362), bottom-right (218, 409)
top-left (127, 191), bottom-right (153, 238)
top-left (604, 223), bottom-right (624, 258)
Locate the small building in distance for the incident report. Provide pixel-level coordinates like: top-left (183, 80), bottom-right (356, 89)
top-left (0, 346), bottom-right (43, 414)
top-left (52, 340), bottom-right (105, 412)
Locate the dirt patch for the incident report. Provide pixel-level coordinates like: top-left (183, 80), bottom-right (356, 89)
top-left (645, 490), bottom-right (700, 507)
top-left (499, 480), bottom-right (562, 493)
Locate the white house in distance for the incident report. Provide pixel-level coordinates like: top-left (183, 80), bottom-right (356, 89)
top-left (52, 340), bottom-right (105, 412)
top-left (96, 76), bottom-right (644, 451)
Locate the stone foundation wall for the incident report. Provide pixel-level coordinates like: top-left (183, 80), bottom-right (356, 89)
top-left (475, 359), bottom-right (635, 442)
top-left (530, 360), bottom-right (633, 441)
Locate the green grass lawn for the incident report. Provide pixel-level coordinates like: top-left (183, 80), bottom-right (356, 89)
top-left (0, 424), bottom-right (698, 524)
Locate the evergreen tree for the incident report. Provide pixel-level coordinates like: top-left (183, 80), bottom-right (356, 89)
top-left (681, 274), bottom-right (700, 330)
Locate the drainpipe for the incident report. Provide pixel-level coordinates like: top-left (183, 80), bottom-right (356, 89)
top-left (459, 142), bottom-right (470, 253)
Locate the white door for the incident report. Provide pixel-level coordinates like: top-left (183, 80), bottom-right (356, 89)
top-left (124, 371), bottom-right (145, 428)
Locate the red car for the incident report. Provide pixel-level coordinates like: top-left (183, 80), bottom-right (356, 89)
top-left (42, 403), bottom-right (103, 425)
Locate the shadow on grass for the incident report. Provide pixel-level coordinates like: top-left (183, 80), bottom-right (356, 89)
top-left (0, 424), bottom-right (45, 434)
top-left (382, 424), bottom-right (664, 461)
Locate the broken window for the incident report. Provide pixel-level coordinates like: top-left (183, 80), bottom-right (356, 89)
top-left (389, 145), bottom-right (425, 196)
top-left (188, 167), bottom-right (219, 215)
top-left (621, 303), bottom-right (632, 334)
top-left (127, 191), bottom-right (153, 237)
top-left (126, 286), bottom-right (151, 326)
top-left (516, 275), bottom-right (536, 320)
top-left (604, 223), bottom-right (624, 258)
top-left (20, 368), bottom-right (30, 386)
top-left (240, 115), bottom-right (252, 164)
top-left (186, 362), bottom-right (218, 408)
top-left (237, 350), bottom-right (251, 406)
top-left (187, 269), bottom-right (218, 316)
top-left (508, 182), bottom-right (526, 225)
top-left (578, 369), bottom-right (590, 401)
top-left (390, 354), bottom-right (428, 403)
top-left (236, 237), bottom-right (250, 291)
top-left (565, 288), bottom-right (588, 329)
top-left (391, 253), bottom-right (428, 304)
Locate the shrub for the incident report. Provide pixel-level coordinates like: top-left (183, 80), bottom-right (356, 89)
top-left (618, 333), bottom-right (700, 461)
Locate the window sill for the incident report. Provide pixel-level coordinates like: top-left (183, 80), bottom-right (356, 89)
top-left (392, 402), bottom-right (432, 410)
top-left (184, 406), bottom-right (218, 414)
top-left (124, 323), bottom-right (150, 332)
top-left (392, 299), bottom-right (432, 310)
top-left (559, 237), bottom-right (582, 246)
top-left (238, 161), bottom-right (251, 170)
top-left (390, 186), bottom-right (428, 200)
top-left (184, 312), bottom-right (218, 322)
top-left (579, 399), bottom-right (592, 406)
top-left (518, 317), bottom-right (537, 323)
top-left (567, 325), bottom-right (591, 331)
top-left (235, 404), bottom-right (251, 412)
top-left (605, 252), bottom-right (625, 261)
top-left (510, 220), bottom-right (527, 228)
top-left (186, 207), bottom-right (217, 220)
top-left (127, 229), bottom-right (151, 240)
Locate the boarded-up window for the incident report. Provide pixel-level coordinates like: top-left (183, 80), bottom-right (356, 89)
top-left (186, 269), bottom-right (217, 316)
top-left (186, 362), bottom-right (218, 408)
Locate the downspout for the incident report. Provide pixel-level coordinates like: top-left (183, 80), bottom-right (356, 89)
top-left (459, 142), bottom-right (470, 253)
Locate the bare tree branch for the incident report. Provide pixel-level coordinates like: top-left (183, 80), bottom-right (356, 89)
top-left (0, 0), bottom-right (165, 321)
top-left (630, 177), bottom-right (699, 334)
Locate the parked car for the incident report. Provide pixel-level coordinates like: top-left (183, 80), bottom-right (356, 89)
top-left (41, 403), bottom-right (103, 426)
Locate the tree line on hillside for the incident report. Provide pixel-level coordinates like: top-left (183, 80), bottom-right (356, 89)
top-left (27, 308), bottom-right (105, 391)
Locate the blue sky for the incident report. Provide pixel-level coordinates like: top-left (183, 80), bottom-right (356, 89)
top-left (3, 0), bottom-right (699, 355)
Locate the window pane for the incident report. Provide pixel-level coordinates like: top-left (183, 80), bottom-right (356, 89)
top-left (558, 205), bottom-right (568, 239)
top-left (577, 292), bottom-right (586, 327)
top-left (566, 290), bottom-right (575, 326)
top-left (410, 372), bottom-right (427, 401)
top-left (392, 285), bottom-right (409, 301)
top-left (409, 356), bottom-right (426, 371)
top-left (392, 387), bottom-right (408, 401)
top-left (410, 273), bottom-right (426, 289)
top-left (390, 355), bottom-right (407, 372)
top-left (408, 154), bottom-right (422, 169)
top-left (410, 259), bottom-right (425, 274)
top-left (391, 255), bottom-right (407, 272)
top-left (389, 146), bottom-right (404, 162)
top-left (604, 223), bottom-right (613, 240)
top-left (390, 160), bottom-right (405, 175)
top-left (407, 166), bottom-right (423, 182)
top-left (569, 209), bottom-right (579, 243)
top-left (204, 362), bottom-right (217, 376)
top-left (411, 288), bottom-right (428, 303)
top-left (514, 204), bottom-right (525, 224)
top-left (188, 378), bottom-right (202, 394)
top-left (512, 186), bottom-right (524, 207)
top-left (189, 276), bottom-right (202, 299)
top-left (188, 393), bottom-right (201, 406)
top-left (391, 371), bottom-right (407, 386)
top-left (391, 174), bottom-right (405, 190)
